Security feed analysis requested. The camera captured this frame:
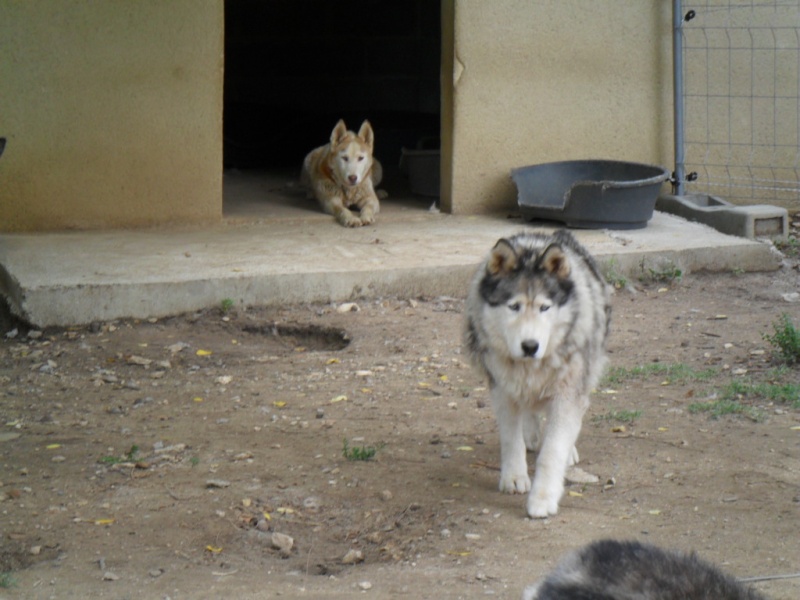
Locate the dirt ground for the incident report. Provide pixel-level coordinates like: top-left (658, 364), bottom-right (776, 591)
top-left (2, 243), bottom-right (800, 599)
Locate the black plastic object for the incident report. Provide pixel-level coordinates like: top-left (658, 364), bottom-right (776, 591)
top-left (511, 160), bottom-right (671, 230)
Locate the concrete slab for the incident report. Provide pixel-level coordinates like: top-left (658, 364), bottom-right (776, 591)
top-left (0, 209), bottom-right (780, 328)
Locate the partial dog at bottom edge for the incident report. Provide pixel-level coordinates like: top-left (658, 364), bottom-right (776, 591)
top-left (523, 539), bottom-right (768, 600)
top-left (300, 119), bottom-right (385, 228)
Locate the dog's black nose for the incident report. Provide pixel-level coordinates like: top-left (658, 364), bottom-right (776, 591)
top-left (521, 340), bottom-right (539, 357)
top-left (348, 175), bottom-right (358, 184)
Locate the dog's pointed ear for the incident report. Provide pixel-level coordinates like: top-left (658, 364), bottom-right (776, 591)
top-left (358, 120), bottom-right (374, 148)
top-left (540, 244), bottom-right (571, 279)
top-left (331, 120), bottom-right (348, 145)
top-left (487, 239), bottom-right (518, 276)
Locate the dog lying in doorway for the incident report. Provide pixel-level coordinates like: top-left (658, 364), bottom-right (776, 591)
top-left (301, 119), bottom-right (384, 227)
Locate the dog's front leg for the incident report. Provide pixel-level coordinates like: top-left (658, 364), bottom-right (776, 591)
top-left (317, 191), bottom-right (362, 227)
top-left (524, 410), bottom-right (579, 465)
top-left (526, 394), bottom-right (588, 518)
top-left (492, 389), bottom-right (530, 494)
top-left (357, 194), bottom-right (380, 226)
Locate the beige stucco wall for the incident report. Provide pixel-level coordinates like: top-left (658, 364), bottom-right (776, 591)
top-left (0, 0), bottom-right (223, 232)
top-left (442, 0), bottom-right (674, 214)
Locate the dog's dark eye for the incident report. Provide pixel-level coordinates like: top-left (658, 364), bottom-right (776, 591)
top-left (342, 156), bottom-right (349, 162)
top-left (508, 302), bottom-right (521, 312)
top-left (540, 304), bottom-right (551, 313)
top-left (358, 156), bottom-right (365, 162)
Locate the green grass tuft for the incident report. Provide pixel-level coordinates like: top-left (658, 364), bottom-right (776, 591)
top-left (591, 409), bottom-right (642, 424)
top-left (688, 399), bottom-right (764, 421)
top-left (220, 298), bottom-right (235, 313)
top-left (342, 439), bottom-right (384, 462)
top-left (720, 379), bottom-right (800, 409)
top-left (603, 363), bottom-right (717, 386)
top-left (0, 572), bottom-right (17, 589)
top-left (763, 313), bottom-right (800, 365)
top-left (99, 444), bottom-right (140, 465)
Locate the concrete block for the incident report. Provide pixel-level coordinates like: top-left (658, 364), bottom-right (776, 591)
top-left (656, 194), bottom-right (788, 239)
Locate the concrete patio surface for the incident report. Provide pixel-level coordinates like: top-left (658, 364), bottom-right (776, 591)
top-left (0, 169), bottom-right (783, 327)
top-left (0, 209), bottom-right (781, 328)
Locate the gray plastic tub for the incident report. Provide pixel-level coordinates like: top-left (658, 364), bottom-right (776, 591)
top-left (511, 159), bottom-right (671, 229)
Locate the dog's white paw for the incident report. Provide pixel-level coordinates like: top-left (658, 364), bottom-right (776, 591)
top-left (359, 211), bottom-right (376, 226)
top-left (526, 490), bottom-right (561, 518)
top-left (499, 471), bottom-right (531, 494)
top-left (339, 213), bottom-right (363, 227)
top-left (526, 473), bottom-right (564, 518)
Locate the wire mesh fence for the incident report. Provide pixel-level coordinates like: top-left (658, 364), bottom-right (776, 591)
top-left (679, 0), bottom-right (800, 208)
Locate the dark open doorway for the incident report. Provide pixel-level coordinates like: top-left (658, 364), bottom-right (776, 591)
top-left (223, 0), bottom-right (441, 220)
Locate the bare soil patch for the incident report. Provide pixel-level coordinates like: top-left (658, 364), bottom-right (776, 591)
top-left (1, 253), bottom-right (799, 598)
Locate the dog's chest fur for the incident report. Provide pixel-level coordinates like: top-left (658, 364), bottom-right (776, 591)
top-left (484, 350), bottom-right (571, 406)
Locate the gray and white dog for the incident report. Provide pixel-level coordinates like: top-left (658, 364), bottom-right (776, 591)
top-left (523, 539), bottom-right (767, 599)
top-left (465, 230), bottom-right (611, 518)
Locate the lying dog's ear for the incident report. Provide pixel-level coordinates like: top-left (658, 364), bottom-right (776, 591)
top-left (540, 244), bottom-right (570, 279)
top-left (358, 120), bottom-right (374, 148)
top-left (331, 120), bottom-right (348, 145)
top-left (487, 239), bottom-right (517, 276)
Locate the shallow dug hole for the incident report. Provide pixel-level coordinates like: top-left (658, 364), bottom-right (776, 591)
top-left (241, 322), bottom-right (350, 352)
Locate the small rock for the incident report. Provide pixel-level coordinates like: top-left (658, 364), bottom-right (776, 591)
top-left (149, 569), bottom-right (164, 578)
top-left (30, 545), bottom-right (42, 556)
top-left (341, 548), bottom-right (364, 564)
top-left (39, 360), bottom-right (57, 374)
top-left (103, 572), bottom-right (120, 581)
top-left (358, 581), bottom-right (373, 591)
top-left (256, 518), bottom-right (271, 532)
top-left (271, 532), bottom-right (294, 556)
top-left (465, 533), bottom-right (481, 541)
top-left (303, 496), bottom-right (321, 510)
top-left (205, 479), bottom-right (231, 489)
top-left (127, 355), bottom-right (152, 367)
top-left (167, 342), bottom-right (189, 354)
top-left (336, 302), bottom-right (360, 313)
top-left (379, 490), bottom-right (393, 501)
top-left (440, 528), bottom-right (452, 539)
top-left (565, 466), bottom-right (600, 484)
top-left (365, 531), bottom-right (383, 544)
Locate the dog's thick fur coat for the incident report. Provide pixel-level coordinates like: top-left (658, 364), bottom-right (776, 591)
top-left (523, 539), bottom-right (767, 599)
top-left (300, 119), bottom-right (383, 227)
top-left (466, 230), bottom-right (611, 518)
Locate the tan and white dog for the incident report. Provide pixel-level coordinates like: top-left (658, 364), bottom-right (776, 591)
top-left (300, 119), bottom-right (383, 227)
